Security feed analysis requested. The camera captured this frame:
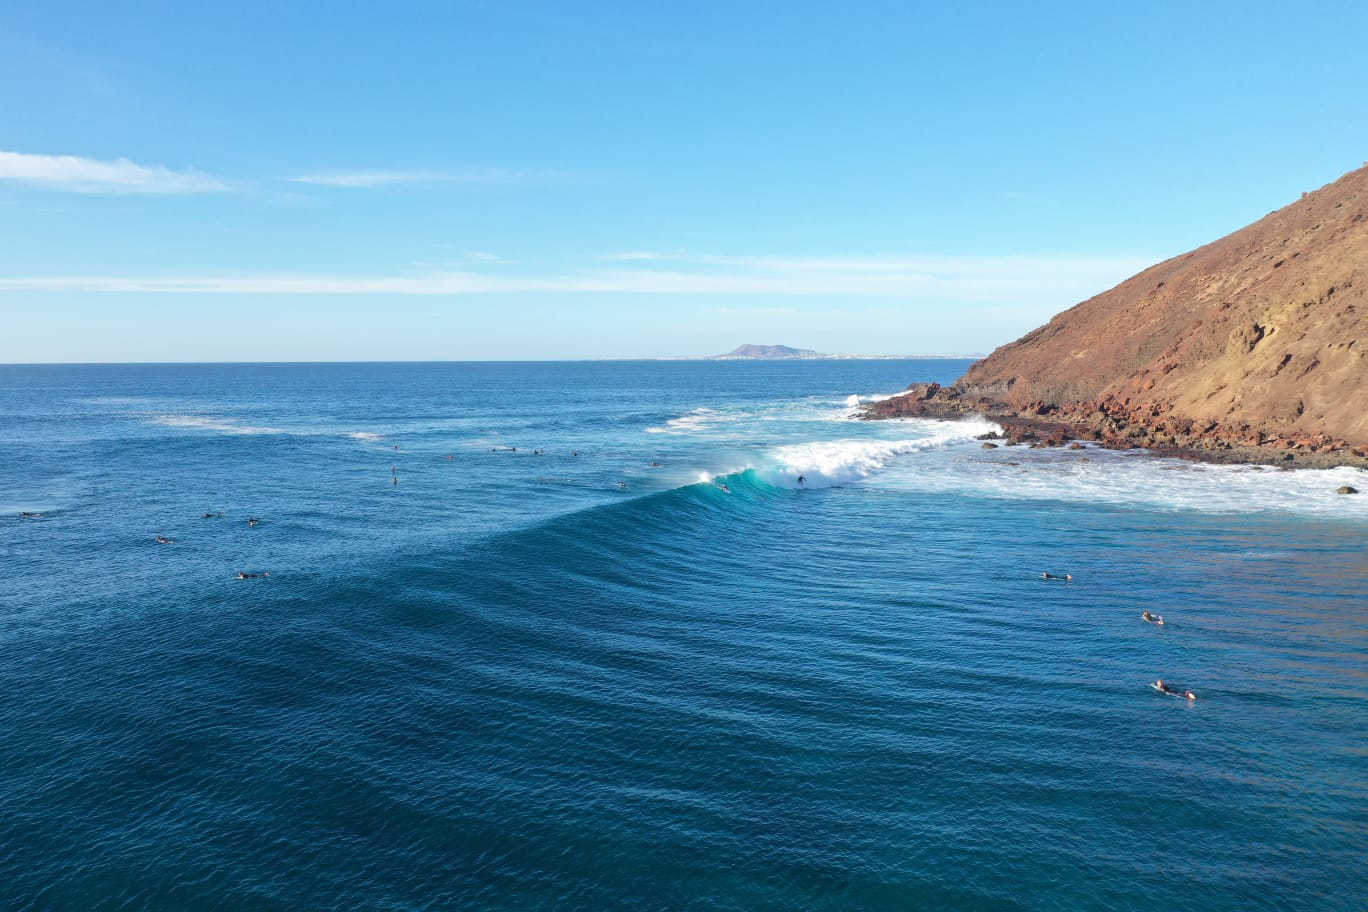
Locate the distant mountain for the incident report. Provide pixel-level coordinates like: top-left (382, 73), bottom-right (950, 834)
top-left (711, 344), bottom-right (826, 360)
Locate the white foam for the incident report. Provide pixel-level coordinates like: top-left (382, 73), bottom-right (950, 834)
top-left (843, 392), bottom-right (899, 408)
top-left (647, 407), bottom-right (731, 434)
top-left (752, 417), bottom-right (1000, 489)
top-left (818, 391), bottom-right (907, 422)
top-left (347, 432), bottom-right (384, 442)
top-left (881, 447), bottom-right (1368, 520)
top-left (152, 414), bottom-right (283, 435)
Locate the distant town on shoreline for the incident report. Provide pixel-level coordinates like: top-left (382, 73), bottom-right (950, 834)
top-left (672, 344), bottom-right (983, 361)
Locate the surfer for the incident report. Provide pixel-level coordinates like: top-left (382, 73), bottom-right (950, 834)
top-left (155, 535), bottom-right (174, 544)
top-left (797, 475), bottom-right (806, 485)
top-left (247, 517), bottom-right (260, 527)
top-left (1042, 572), bottom-right (1073, 581)
top-left (202, 512), bottom-right (222, 519)
top-left (1153, 679), bottom-right (1196, 700)
top-left (20, 511), bottom-right (42, 518)
top-left (618, 481), bottom-right (629, 488)
top-left (236, 571), bottom-right (270, 580)
top-left (1142, 610), bottom-right (1165, 625)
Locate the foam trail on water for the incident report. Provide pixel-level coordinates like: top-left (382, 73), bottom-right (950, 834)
top-left (647, 407), bottom-right (722, 434)
top-left (152, 414), bottom-right (284, 435)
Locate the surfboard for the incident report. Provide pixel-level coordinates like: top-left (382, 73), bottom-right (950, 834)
top-left (1151, 683), bottom-right (1195, 700)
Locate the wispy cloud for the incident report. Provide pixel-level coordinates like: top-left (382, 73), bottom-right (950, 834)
top-left (600, 251), bottom-right (681, 261)
top-left (0, 150), bottom-right (228, 194)
top-left (285, 168), bottom-right (552, 188)
top-left (0, 252), bottom-right (1154, 303)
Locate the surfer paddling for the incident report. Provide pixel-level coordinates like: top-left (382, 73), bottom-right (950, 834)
top-left (1153, 679), bottom-right (1196, 700)
top-left (1142, 610), bottom-right (1165, 626)
top-left (236, 571), bottom-right (270, 580)
top-left (155, 535), bottom-right (174, 544)
top-left (1041, 572), bottom-right (1072, 581)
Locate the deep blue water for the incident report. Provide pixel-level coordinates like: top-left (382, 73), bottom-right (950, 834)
top-left (2, 361), bottom-right (1366, 911)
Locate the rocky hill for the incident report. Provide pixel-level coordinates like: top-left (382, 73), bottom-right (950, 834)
top-left (865, 164), bottom-right (1368, 467)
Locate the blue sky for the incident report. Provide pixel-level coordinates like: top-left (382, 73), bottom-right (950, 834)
top-left (2, 1), bottom-right (1366, 361)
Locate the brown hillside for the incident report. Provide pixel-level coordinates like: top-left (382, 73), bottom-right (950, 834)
top-left (958, 164), bottom-right (1368, 447)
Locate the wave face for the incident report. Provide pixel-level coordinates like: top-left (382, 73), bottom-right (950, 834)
top-left (1, 360), bottom-right (1366, 911)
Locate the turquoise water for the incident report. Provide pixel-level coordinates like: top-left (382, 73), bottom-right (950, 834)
top-left (2, 361), bottom-right (1366, 911)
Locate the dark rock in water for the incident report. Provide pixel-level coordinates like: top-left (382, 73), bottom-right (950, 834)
top-left (1337, 485), bottom-right (1359, 494)
top-left (981, 442), bottom-right (998, 449)
top-left (976, 431), bottom-right (1002, 440)
top-left (1069, 442), bottom-right (1085, 450)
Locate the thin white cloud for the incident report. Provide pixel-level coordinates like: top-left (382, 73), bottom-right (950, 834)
top-left (600, 251), bottom-right (680, 261)
top-left (0, 252), bottom-right (1154, 304)
top-left (286, 168), bottom-right (550, 188)
top-left (0, 150), bottom-right (227, 193)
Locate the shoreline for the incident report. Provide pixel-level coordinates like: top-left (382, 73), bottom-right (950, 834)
top-left (860, 383), bottom-right (1368, 472)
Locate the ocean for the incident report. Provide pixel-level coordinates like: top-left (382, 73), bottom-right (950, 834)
top-left (2, 360), bottom-right (1365, 911)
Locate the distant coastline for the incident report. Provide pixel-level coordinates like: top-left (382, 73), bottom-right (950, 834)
top-left (647, 353), bottom-right (980, 362)
top-left (695, 343), bottom-right (981, 362)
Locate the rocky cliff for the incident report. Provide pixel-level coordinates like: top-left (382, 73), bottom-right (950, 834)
top-left (866, 164), bottom-right (1368, 467)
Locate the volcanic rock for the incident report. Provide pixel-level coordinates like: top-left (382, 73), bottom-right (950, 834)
top-left (865, 164), bottom-right (1368, 468)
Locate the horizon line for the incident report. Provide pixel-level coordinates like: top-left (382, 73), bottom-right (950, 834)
top-left (0, 354), bottom-right (985, 367)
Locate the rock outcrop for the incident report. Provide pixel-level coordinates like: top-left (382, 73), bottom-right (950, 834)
top-left (865, 164), bottom-right (1368, 468)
